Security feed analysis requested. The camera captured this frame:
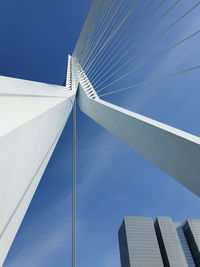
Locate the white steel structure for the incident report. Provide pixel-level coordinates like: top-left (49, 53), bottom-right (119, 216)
top-left (76, 60), bottom-right (200, 197)
top-left (0, 56), bottom-right (76, 265)
top-left (1, 0), bottom-right (200, 265)
top-left (0, 54), bottom-right (200, 266)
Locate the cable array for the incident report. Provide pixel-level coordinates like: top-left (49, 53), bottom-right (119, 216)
top-left (73, 0), bottom-right (200, 97)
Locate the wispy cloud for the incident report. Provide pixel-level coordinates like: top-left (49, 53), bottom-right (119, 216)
top-left (4, 196), bottom-right (72, 267)
top-left (101, 249), bottom-right (121, 267)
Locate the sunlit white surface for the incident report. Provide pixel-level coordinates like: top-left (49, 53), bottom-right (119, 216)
top-left (0, 75), bottom-right (75, 266)
top-left (78, 81), bottom-right (200, 198)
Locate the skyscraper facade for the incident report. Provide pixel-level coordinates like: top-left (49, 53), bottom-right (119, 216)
top-left (118, 217), bottom-right (164, 267)
top-left (118, 216), bottom-right (198, 267)
top-left (154, 217), bottom-right (195, 267)
top-left (183, 219), bottom-right (200, 267)
top-left (174, 222), bottom-right (195, 267)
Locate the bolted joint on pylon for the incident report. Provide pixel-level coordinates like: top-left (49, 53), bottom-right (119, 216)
top-left (72, 57), bottom-right (99, 100)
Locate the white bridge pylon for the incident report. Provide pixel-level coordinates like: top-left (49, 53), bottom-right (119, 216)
top-left (75, 58), bottom-right (200, 198)
top-left (0, 55), bottom-right (200, 265)
top-left (0, 56), bottom-right (76, 265)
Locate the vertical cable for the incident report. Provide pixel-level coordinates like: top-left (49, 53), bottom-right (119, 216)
top-left (72, 99), bottom-right (76, 267)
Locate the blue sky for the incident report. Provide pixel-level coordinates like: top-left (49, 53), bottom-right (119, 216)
top-left (1, 0), bottom-right (200, 266)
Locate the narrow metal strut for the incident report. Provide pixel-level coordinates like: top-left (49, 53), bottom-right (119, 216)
top-left (72, 99), bottom-right (76, 267)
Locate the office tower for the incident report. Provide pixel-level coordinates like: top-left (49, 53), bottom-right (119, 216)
top-left (118, 216), bottom-right (198, 267)
top-left (183, 219), bottom-right (200, 267)
top-left (174, 222), bottom-right (195, 267)
top-left (155, 217), bottom-right (194, 267)
top-left (118, 217), bottom-right (164, 267)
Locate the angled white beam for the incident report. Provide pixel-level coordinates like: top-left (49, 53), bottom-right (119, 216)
top-left (0, 56), bottom-right (76, 265)
top-left (76, 60), bottom-right (200, 198)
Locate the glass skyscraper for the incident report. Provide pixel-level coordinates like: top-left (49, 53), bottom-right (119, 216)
top-left (118, 216), bottom-right (199, 267)
top-left (183, 219), bottom-right (200, 267)
top-left (155, 217), bottom-right (195, 267)
top-left (174, 222), bottom-right (195, 267)
top-left (118, 217), bottom-right (164, 267)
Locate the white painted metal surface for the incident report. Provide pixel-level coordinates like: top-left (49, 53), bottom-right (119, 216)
top-left (0, 74), bottom-right (76, 266)
top-left (1, 54), bottom-right (200, 265)
top-left (77, 67), bottom-right (200, 198)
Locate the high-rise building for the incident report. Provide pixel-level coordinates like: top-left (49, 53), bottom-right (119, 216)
top-left (183, 219), bottom-right (200, 267)
top-left (118, 217), bottom-right (164, 267)
top-left (154, 217), bottom-right (194, 267)
top-left (174, 222), bottom-right (195, 267)
top-left (118, 216), bottom-right (198, 267)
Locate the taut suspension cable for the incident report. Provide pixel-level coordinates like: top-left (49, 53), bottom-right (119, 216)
top-left (99, 65), bottom-right (200, 97)
top-left (73, 0), bottom-right (200, 101)
top-left (97, 28), bottom-right (200, 93)
top-left (72, 99), bottom-right (76, 267)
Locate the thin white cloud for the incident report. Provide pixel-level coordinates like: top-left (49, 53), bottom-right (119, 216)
top-left (4, 196), bottom-right (72, 267)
